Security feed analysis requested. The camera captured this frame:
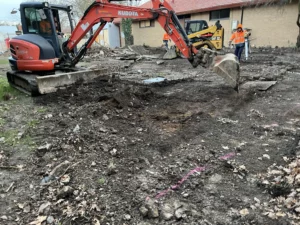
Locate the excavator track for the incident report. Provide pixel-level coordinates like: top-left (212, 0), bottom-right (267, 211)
top-left (7, 71), bottom-right (40, 96)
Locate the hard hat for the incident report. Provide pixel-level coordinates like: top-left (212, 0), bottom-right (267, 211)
top-left (237, 24), bottom-right (243, 28)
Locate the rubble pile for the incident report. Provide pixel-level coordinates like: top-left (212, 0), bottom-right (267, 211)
top-left (84, 45), bottom-right (166, 62)
top-left (256, 156), bottom-right (300, 224)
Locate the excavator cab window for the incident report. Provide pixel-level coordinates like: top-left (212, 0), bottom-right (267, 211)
top-left (24, 8), bottom-right (53, 35)
top-left (185, 20), bottom-right (208, 35)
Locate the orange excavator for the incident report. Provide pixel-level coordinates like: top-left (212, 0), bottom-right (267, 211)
top-left (7, 0), bottom-right (240, 95)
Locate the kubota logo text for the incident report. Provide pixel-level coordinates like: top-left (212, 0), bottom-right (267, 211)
top-left (118, 11), bottom-right (138, 16)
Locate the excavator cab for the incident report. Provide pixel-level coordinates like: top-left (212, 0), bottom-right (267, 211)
top-left (185, 20), bottom-right (224, 50)
top-left (185, 20), bottom-right (209, 35)
top-left (8, 2), bottom-right (74, 72)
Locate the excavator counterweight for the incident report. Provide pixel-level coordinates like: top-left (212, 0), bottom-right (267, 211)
top-left (7, 0), bottom-right (240, 95)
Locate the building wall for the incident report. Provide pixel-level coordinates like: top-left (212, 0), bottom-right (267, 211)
top-left (132, 20), bottom-right (165, 46)
top-left (242, 2), bottom-right (298, 47)
top-left (97, 29), bottom-right (109, 46)
top-left (128, 1), bottom-right (298, 48)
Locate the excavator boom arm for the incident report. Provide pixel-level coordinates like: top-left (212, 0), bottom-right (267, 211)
top-left (64, 0), bottom-right (198, 66)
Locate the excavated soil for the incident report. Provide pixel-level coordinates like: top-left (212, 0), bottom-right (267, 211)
top-left (1, 47), bottom-right (300, 225)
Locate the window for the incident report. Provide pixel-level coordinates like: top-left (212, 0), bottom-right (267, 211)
top-left (177, 14), bottom-right (191, 28)
top-left (209, 9), bottom-right (230, 20)
top-left (139, 20), bottom-right (155, 28)
top-left (24, 8), bottom-right (53, 35)
top-left (186, 20), bottom-right (208, 35)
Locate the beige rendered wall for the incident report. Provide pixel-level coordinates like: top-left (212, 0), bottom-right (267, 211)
top-left (188, 3), bottom-right (298, 48)
top-left (128, 2), bottom-right (298, 48)
top-left (242, 3), bottom-right (298, 47)
top-left (132, 21), bottom-right (165, 47)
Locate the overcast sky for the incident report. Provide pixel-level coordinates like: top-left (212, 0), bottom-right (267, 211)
top-left (0, 0), bottom-right (150, 22)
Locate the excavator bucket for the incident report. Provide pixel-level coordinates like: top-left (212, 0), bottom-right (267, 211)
top-left (212, 53), bottom-right (240, 91)
top-left (163, 46), bottom-right (178, 60)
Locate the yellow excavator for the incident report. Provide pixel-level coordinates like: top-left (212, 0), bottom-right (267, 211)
top-left (186, 20), bottom-right (224, 50)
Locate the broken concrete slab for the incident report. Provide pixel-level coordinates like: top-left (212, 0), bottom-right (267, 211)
top-left (240, 81), bottom-right (277, 91)
top-left (143, 77), bottom-right (166, 84)
top-left (156, 60), bottom-right (165, 65)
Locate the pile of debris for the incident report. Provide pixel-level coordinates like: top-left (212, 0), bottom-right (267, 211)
top-left (255, 156), bottom-right (300, 224)
top-left (85, 45), bottom-right (167, 62)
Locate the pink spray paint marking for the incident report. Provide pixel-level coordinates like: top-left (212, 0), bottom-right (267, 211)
top-left (155, 166), bottom-right (206, 199)
top-left (219, 152), bottom-right (236, 160)
top-left (154, 152), bottom-right (236, 199)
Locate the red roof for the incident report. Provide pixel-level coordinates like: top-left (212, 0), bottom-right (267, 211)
top-left (113, 0), bottom-right (271, 24)
top-left (141, 0), bottom-right (273, 15)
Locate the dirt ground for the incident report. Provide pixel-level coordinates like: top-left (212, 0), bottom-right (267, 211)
top-left (1, 47), bottom-right (300, 225)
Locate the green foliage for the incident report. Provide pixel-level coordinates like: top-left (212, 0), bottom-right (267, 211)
top-left (0, 59), bottom-right (8, 65)
top-left (28, 119), bottom-right (40, 128)
top-left (0, 77), bottom-right (20, 101)
top-left (98, 177), bottom-right (106, 185)
top-left (121, 18), bottom-right (134, 46)
top-left (37, 107), bottom-right (47, 113)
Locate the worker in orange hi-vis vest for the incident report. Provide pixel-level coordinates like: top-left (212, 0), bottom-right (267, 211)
top-left (40, 19), bottom-right (52, 35)
top-left (229, 23), bottom-right (249, 62)
top-left (162, 33), bottom-right (171, 49)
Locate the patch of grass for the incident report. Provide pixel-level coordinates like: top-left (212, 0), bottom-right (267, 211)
top-left (0, 129), bottom-right (36, 148)
top-left (27, 119), bottom-right (39, 128)
top-left (0, 77), bottom-right (20, 100)
top-left (98, 177), bottom-right (106, 185)
top-left (0, 129), bottom-right (19, 146)
top-left (37, 107), bottom-right (47, 113)
top-left (0, 59), bottom-right (8, 65)
top-left (0, 118), bottom-right (4, 126)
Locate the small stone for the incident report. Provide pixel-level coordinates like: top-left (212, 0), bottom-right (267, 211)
top-left (254, 197), bottom-right (260, 204)
top-left (138, 70), bottom-right (143, 74)
top-left (239, 208), bottom-right (249, 216)
top-left (57, 186), bottom-right (74, 199)
top-left (267, 212), bottom-right (277, 219)
top-left (38, 143), bottom-right (52, 151)
top-left (91, 162), bottom-right (96, 166)
top-left (73, 124), bottom-right (80, 133)
top-left (182, 193), bottom-right (189, 198)
top-left (208, 174), bottom-right (223, 183)
top-left (0, 137), bottom-right (4, 143)
top-left (107, 161), bottom-right (117, 175)
top-left (175, 207), bottom-right (186, 219)
top-left (145, 199), bottom-right (159, 218)
top-left (156, 60), bottom-right (165, 65)
top-left (110, 148), bottom-right (117, 156)
top-left (46, 215), bottom-right (55, 224)
top-left (139, 206), bottom-right (148, 217)
top-left (23, 204), bottom-right (31, 213)
top-left (276, 212), bottom-right (286, 217)
top-left (263, 154), bottom-right (270, 160)
top-left (60, 174), bottom-right (70, 184)
top-left (124, 214), bottom-right (131, 221)
top-left (0, 215), bottom-right (8, 220)
top-left (38, 202), bottom-right (51, 215)
top-left (45, 114), bottom-right (53, 119)
top-left (295, 207), bottom-right (300, 212)
top-left (61, 144), bottom-right (72, 151)
top-left (102, 114), bottom-right (109, 121)
top-left (161, 204), bottom-right (173, 221)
